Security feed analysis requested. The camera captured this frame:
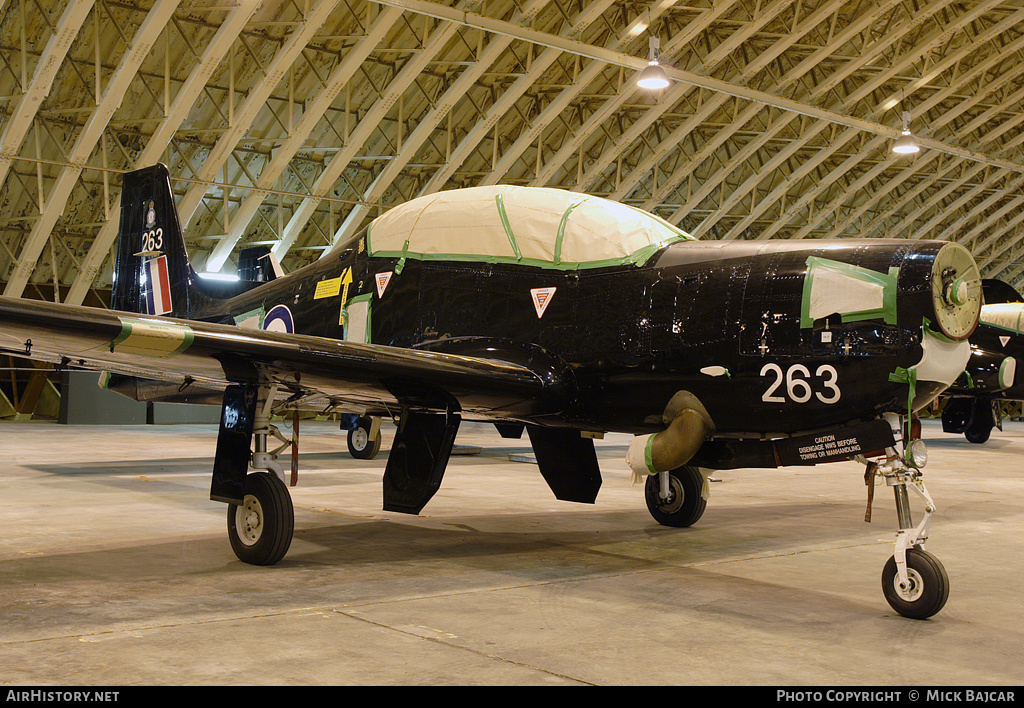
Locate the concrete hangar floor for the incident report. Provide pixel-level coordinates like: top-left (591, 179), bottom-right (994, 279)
top-left (1, 418), bottom-right (1021, 686)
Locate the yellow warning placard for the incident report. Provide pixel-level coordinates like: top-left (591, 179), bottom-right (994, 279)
top-left (314, 276), bottom-right (342, 299)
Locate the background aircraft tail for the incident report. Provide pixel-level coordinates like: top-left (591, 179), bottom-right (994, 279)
top-left (110, 164), bottom-right (266, 319)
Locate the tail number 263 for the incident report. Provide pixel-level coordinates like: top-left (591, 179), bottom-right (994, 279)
top-left (761, 363), bottom-right (840, 404)
top-left (141, 228), bottom-right (163, 253)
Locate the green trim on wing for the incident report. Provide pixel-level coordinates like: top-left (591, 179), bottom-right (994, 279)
top-left (109, 317), bottom-right (195, 358)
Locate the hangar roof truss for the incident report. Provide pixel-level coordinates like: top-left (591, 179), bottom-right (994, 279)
top-left (3, 0), bottom-right (1024, 302)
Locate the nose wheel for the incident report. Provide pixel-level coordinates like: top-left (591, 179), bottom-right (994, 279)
top-left (881, 546), bottom-right (949, 619)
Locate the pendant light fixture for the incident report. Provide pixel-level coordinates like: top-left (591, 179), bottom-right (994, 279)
top-left (637, 36), bottom-right (670, 90)
top-left (892, 110), bottom-right (920, 154)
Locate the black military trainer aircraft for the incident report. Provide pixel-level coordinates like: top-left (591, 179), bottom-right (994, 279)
top-left (940, 279), bottom-right (1023, 443)
top-left (0, 164), bottom-right (983, 619)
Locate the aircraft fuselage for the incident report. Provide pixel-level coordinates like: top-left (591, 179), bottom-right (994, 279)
top-left (190, 236), bottom-right (957, 441)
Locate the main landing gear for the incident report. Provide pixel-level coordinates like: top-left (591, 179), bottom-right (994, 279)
top-left (214, 390), bottom-right (462, 565)
top-left (644, 464), bottom-right (707, 528)
top-left (227, 471), bottom-right (294, 566)
top-left (212, 384), bottom-right (297, 566)
top-left (223, 409), bottom-right (390, 562)
top-left (942, 396), bottom-right (998, 444)
top-left (345, 415), bottom-right (383, 459)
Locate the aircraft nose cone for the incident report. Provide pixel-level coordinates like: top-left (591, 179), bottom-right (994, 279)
top-left (930, 242), bottom-right (981, 341)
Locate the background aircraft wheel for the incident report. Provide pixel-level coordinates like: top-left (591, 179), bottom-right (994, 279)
top-left (965, 400), bottom-right (995, 443)
top-left (227, 472), bottom-right (294, 566)
top-left (644, 465), bottom-right (707, 527)
top-left (941, 398), bottom-right (972, 434)
top-left (881, 546), bottom-right (949, 619)
top-left (964, 421), bottom-right (992, 444)
top-left (347, 417), bottom-right (382, 459)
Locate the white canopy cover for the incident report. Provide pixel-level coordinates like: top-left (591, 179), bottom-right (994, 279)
top-left (365, 185), bottom-right (692, 270)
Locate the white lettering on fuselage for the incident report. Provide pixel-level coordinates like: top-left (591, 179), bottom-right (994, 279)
top-left (760, 363), bottom-right (841, 404)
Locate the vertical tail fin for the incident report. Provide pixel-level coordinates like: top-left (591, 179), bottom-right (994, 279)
top-left (111, 164), bottom-right (199, 317)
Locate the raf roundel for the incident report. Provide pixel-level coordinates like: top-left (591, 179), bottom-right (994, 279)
top-left (262, 305), bottom-right (294, 334)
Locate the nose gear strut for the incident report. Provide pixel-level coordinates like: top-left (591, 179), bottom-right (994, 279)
top-left (859, 413), bottom-right (949, 619)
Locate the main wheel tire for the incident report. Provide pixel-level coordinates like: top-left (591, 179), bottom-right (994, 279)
top-left (964, 422), bottom-right (992, 444)
top-left (227, 472), bottom-right (294, 566)
top-left (881, 546), bottom-right (949, 619)
top-left (644, 465), bottom-right (707, 528)
top-left (941, 398), bottom-right (972, 434)
top-left (965, 400), bottom-right (995, 443)
top-left (347, 418), bottom-right (382, 459)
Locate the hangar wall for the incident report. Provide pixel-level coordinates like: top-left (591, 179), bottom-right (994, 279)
top-left (59, 371), bottom-right (219, 425)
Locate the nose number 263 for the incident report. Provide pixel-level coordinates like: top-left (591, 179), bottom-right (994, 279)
top-left (760, 363), bottom-right (841, 404)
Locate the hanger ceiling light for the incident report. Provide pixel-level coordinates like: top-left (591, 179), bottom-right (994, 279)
top-left (893, 110), bottom-right (920, 154)
top-left (637, 36), bottom-right (669, 90)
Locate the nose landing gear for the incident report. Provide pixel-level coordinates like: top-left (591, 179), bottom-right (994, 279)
top-left (863, 414), bottom-right (949, 619)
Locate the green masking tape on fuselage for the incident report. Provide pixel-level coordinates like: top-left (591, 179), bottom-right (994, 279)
top-left (889, 365), bottom-right (918, 417)
top-left (109, 317), bottom-right (195, 358)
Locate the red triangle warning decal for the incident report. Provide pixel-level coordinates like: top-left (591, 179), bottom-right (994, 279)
top-left (375, 271), bottom-right (392, 297)
top-left (531, 287), bottom-right (556, 318)
top-left (1000, 335), bottom-right (1011, 347)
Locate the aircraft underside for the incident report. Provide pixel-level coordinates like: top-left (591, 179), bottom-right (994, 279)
top-left (204, 375), bottom-right (948, 619)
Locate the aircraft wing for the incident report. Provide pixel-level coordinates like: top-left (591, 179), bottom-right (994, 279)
top-left (0, 296), bottom-right (556, 419)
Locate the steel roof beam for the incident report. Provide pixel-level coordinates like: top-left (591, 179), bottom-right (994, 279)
top-left (975, 209), bottom-right (1024, 275)
top-left (815, 59), bottom-right (1024, 241)
top-left (479, 0), bottom-right (743, 188)
top-left (409, 0), bottom-right (629, 199)
top-left (536, 0), bottom-right (739, 191)
top-left (325, 0), bottom-right (562, 248)
top-left (375, 0), bottom-right (1024, 175)
top-left (3, 0), bottom-right (180, 298)
top-left (172, 0), bottom-right (344, 236)
top-left (0, 0), bottom-right (95, 188)
top-left (678, 0), bottom-right (1009, 234)
top-left (708, 1), bottom-right (1021, 240)
top-left (691, 0), bottom-right (982, 238)
top-left (609, 0), bottom-right (836, 205)
top-left (269, 0), bottom-right (478, 263)
top-left (203, 4), bottom-right (406, 272)
top-left (62, 0), bottom-right (260, 305)
top-left (833, 28), bottom-right (1024, 241)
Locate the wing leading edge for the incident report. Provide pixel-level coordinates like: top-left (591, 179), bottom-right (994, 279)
top-left (0, 295), bottom-right (559, 420)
